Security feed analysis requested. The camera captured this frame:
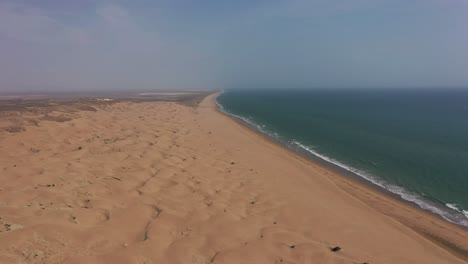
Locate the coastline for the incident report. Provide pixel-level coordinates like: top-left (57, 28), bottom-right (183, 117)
top-left (212, 92), bottom-right (468, 261)
top-left (0, 92), bottom-right (466, 263)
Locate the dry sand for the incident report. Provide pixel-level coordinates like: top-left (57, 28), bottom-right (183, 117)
top-left (0, 93), bottom-right (467, 264)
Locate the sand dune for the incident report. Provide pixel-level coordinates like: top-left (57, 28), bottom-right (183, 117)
top-left (0, 94), bottom-right (466, 263)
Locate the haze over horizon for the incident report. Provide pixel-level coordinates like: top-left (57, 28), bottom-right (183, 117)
top-left (1, 0), bottom-right (468, 92)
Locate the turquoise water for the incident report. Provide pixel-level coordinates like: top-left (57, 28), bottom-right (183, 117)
top-left (217, 89), bottom-right (468, 227)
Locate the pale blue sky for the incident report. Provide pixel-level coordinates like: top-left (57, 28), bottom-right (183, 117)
top-left (1, 0), bottom-right (467, 91)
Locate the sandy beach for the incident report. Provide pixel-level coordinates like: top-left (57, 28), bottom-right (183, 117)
top-left (0, 92), bottom-right (467, 264)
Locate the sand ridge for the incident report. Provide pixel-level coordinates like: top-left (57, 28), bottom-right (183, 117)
top-left (0, 94), bottom-right (466, 263)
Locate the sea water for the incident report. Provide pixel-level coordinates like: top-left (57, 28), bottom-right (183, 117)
top-left (217, 88), bottom-right (468, 227)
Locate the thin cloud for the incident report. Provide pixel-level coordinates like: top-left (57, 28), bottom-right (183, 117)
top-left (0, 0), bottom-right (466, 91)
top-left (251, 0), bottom-right (384, 19)
top-left (0, 2), bottom-right (61, 44)
top-left (96, 4), bottom-right (130, 26)
top-left (0, 1), bottom-right (217, 92)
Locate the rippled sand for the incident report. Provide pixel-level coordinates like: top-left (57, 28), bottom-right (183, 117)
top-left (0, 93), bottom-right (466, 264)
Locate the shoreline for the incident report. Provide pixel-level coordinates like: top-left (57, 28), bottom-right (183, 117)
top-left (212, 92), bottom-right (468, 260)
top-left (1, 92), bottom-right (467, 263)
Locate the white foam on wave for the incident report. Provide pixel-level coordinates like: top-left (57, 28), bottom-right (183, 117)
top-left (215, 100), bottom-right (225, 111)
top-left (216, 98), bottom-right (275, 137)
top-left (293, 140), bottom-right (468, 228)
top-left (446, 203), bottom-right (460, 211)
top-left (230, 113), bottom-right (270, 135)
top-left (446, 204), bottom-right (468, 218)
top-left (215, 98), bottom-right (468, 228)
top-left (463, 210), bottom-right (468, 219)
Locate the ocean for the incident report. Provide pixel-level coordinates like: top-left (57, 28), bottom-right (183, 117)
top-left (216, 89), bottom-right (468, 228)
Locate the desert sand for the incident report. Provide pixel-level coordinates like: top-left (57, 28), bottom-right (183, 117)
top-left (0, 93), bottom-right (467, 264)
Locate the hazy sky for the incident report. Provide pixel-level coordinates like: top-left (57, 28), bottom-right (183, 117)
top-left (1, 0), bottom-right (468, 92)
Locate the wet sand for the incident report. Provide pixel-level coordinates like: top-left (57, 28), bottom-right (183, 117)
top-left (0, 92), bottom-right (466, 263)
